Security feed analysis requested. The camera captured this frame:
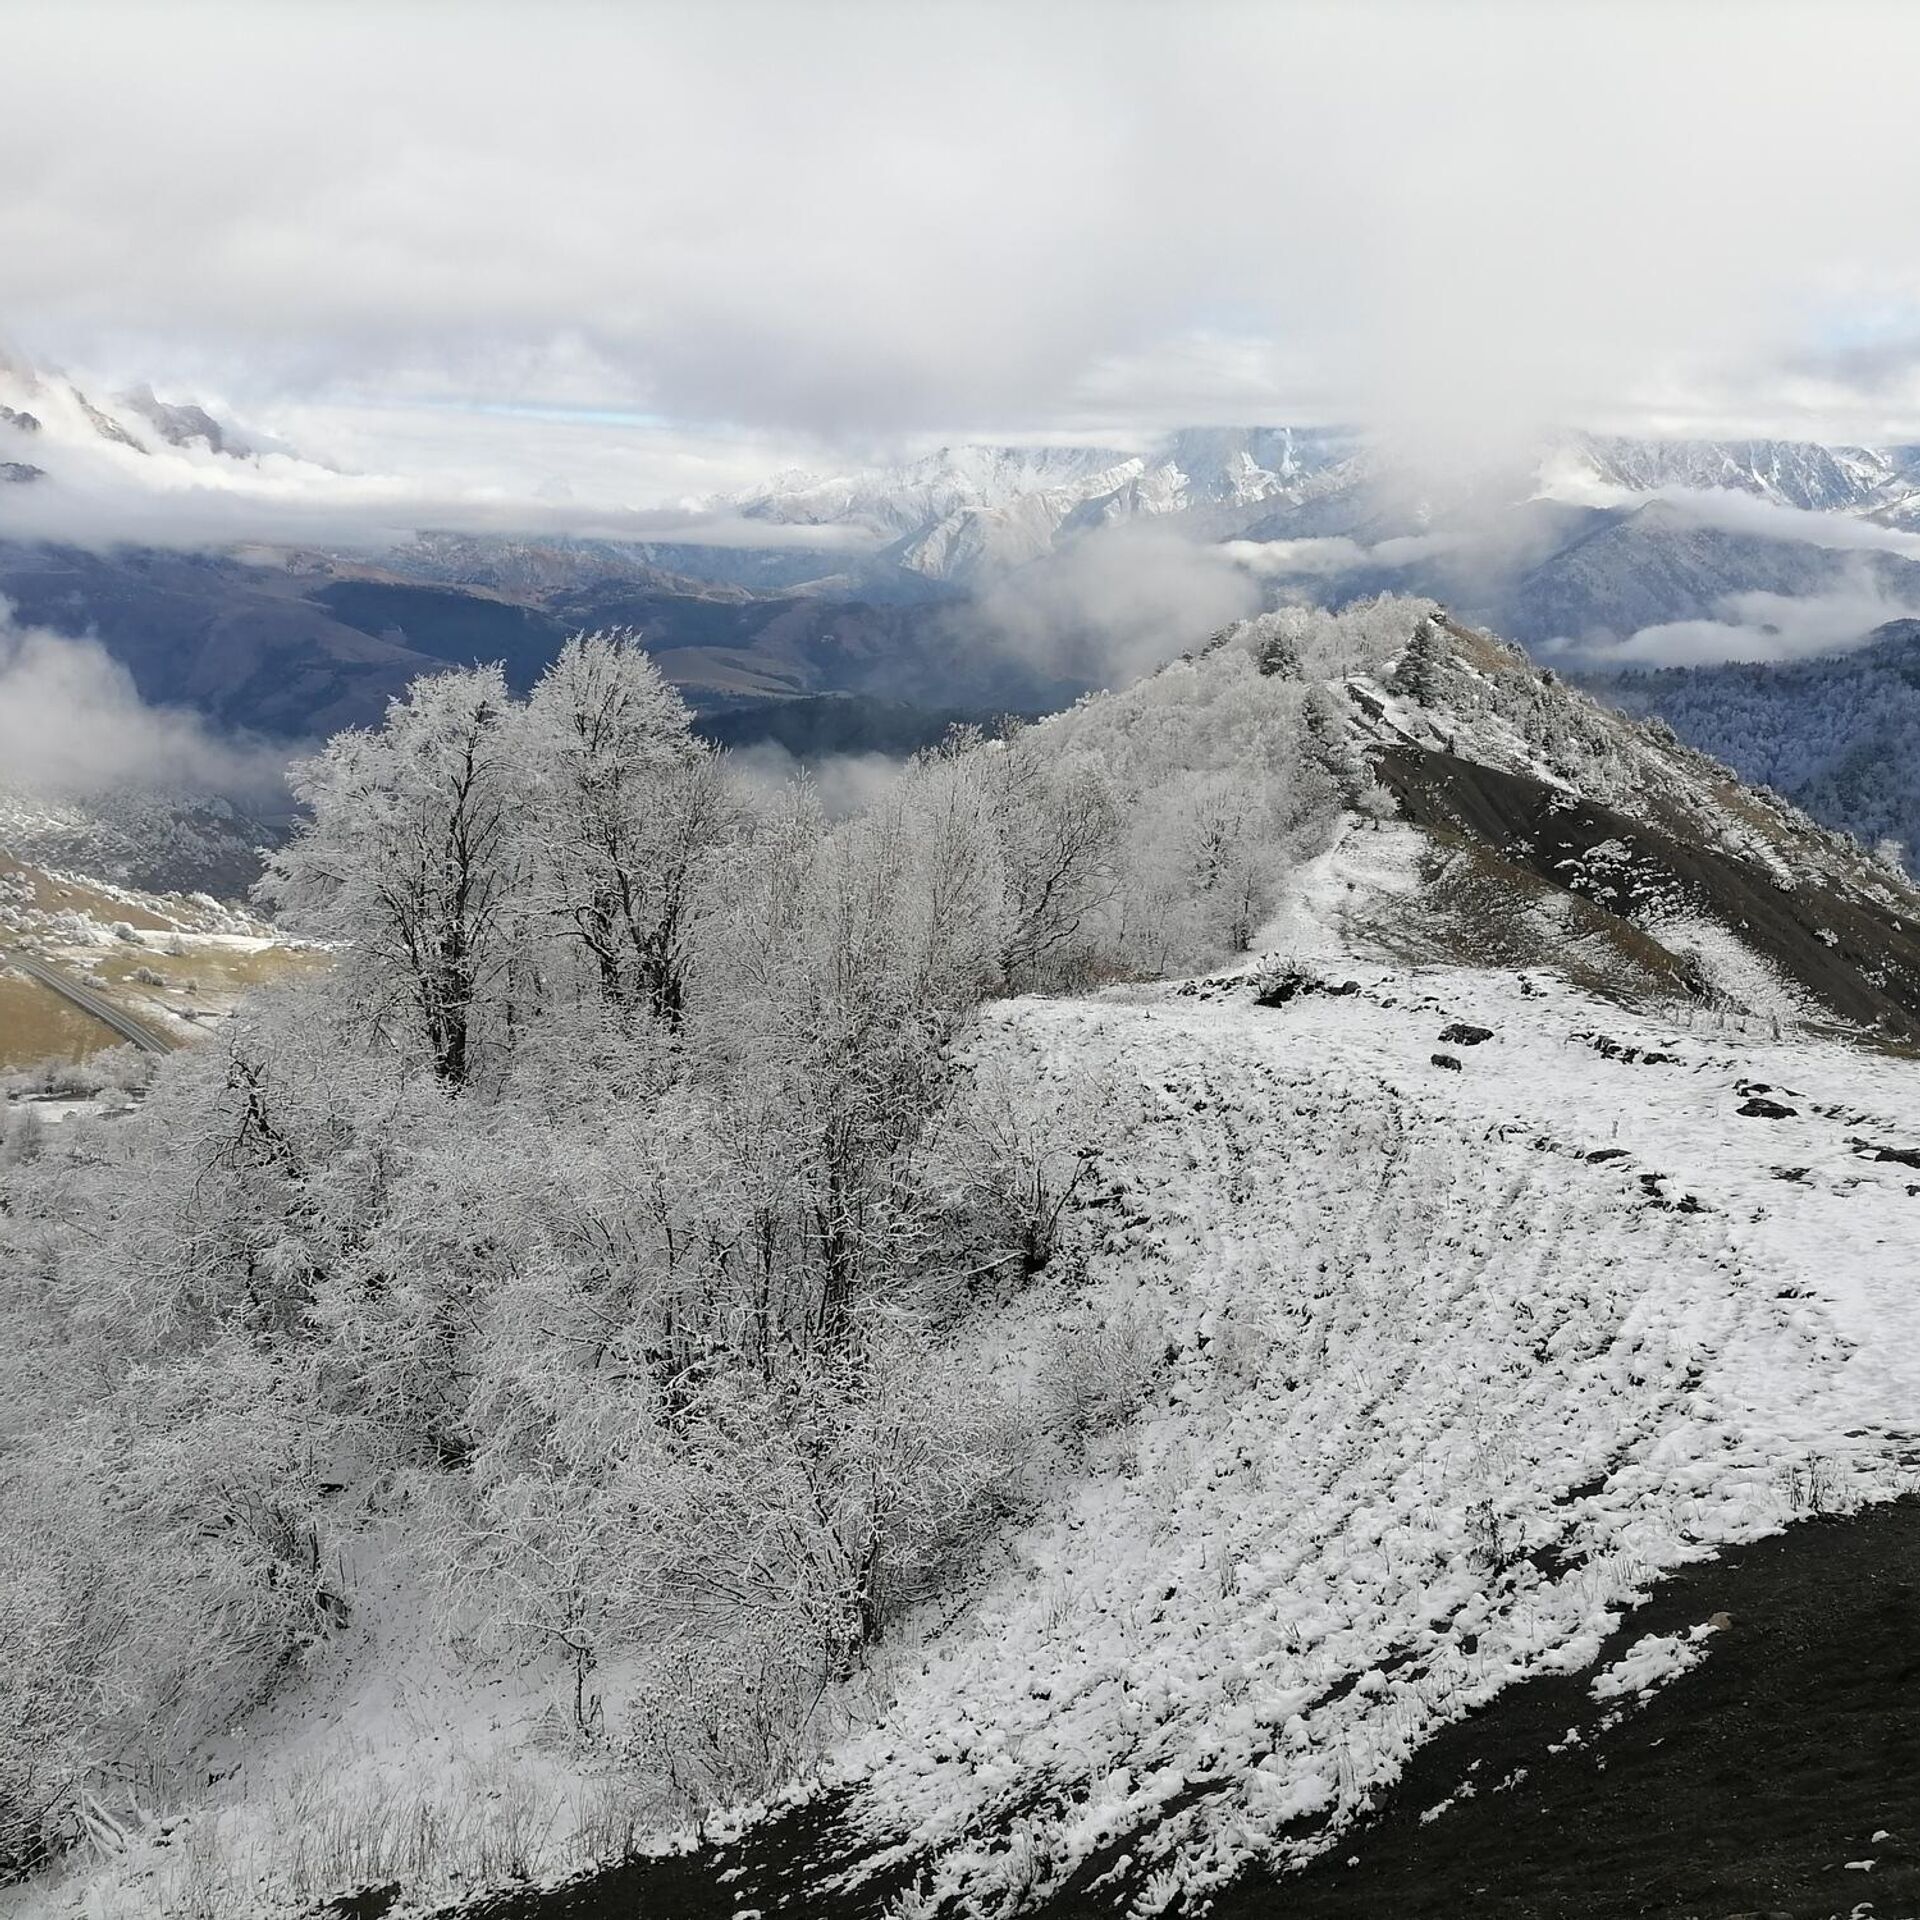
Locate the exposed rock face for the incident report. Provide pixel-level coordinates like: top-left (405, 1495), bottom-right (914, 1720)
top-left (74, 389), bottom-right (146, 453)
top-left (119, 383), bottom-right (240, 456)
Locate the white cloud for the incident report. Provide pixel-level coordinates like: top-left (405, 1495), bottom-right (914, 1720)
top-left (971, 523), bottom-right (1263, 686)
top-left (9, 1), bottom-right (1920, 459)
top-left (1602, 576), bottom-right (1920, 668)
top-left (1539, 470), bottom-right (1920, 561)
top-left (1218, 531), bottom-right (1461, 577)
top-left (725, 742), bottom-right (905, 819)
top-left (0, 607), bottom-right (284, 797)
top-left (0, 393), bottom-right (876, 554)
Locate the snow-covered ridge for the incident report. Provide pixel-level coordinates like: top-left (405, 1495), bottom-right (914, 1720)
top-left (9, 597), bottom-right (1920, 1920)
top-left (822, 842), bottom-right (1920, 1913)
top-left (1558, 430), bottom-right (1920, 523)
top-left (714, 423), bottom-right (1920, 586)
top-left (0, 348), bottom-right (258, 473)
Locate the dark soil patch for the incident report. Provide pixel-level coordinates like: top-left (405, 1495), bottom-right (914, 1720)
top-left (1377, 745), bottom-right (1920, 1043)
top-left (408, 1501), bottom-right (1919, 1920)
top-left (1208, 1495), bottom-right (1920, 1920)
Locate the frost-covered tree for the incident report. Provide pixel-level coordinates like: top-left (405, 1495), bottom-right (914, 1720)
top-left (1390, 616), bottom-right (1451, 705)
top-left (980, 732), bottom-right (1120, 992)
top-left (260, 667), bottom-right (524, 1087)
top-left (521, 633), bottom-right (731, 1028)
top-left (1255, 626), bottom-right (1303, 678)
top-left (1, 596), bottom-right (1480, 1864)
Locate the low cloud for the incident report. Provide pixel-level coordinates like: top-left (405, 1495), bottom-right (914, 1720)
top-left (1539, 469), bottom-right (1920, 561)
top-left (0, 433), bottom-right (874, 557)
top-left (1595, 575), bottom-right (1920, 668)
top-left (724, 740), bottom-right (905, 819)
top-left (970, 522), bottom-right (1263, 688)
top-left (0, 608), bottom-right (287, 800)
top-left (1218, 530), bottom-right (1462, 577)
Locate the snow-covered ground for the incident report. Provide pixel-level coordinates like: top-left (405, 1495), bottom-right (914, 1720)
top-left (819, 826), bottom-right (1920, 1912)
top-left (13, 825), bottom-right (1917, 1920)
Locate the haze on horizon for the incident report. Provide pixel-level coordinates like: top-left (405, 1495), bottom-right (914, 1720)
top-left (8, 0), bottom-right (1920, 511)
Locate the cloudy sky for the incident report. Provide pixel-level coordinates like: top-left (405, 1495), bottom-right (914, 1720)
top-left (9, 0), bottom-right (1920, 501)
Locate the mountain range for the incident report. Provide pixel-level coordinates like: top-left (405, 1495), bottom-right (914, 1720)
top-left (13, 346), bottom-right (1920, 892)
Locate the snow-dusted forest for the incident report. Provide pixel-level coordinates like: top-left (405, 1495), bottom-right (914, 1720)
top-left (0, 605), bottom-right (1427, 1882)
top-left (1586, 619), bottom-right (1920, 879)
top-left (6, 594), bottom-right (1919, 1920)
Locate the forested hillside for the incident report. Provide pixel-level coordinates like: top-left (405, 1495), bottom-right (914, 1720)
top-left (1587, 619), bottom-right (1920, 877)
top-left (5, 603), bottom-right (1917, 1919)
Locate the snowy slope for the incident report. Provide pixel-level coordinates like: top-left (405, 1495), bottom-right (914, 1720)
top-left (810, 825), bottom-right (1920, 1915)
top-left (13, 606), bottom-right (1920, 1920)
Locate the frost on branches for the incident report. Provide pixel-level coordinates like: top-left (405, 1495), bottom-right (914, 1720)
top-left (0, 614), bottom-right (1405, 1876)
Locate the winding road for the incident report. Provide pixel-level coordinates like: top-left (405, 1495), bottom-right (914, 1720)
top-left (4, 949), bottom-right (177, 1054)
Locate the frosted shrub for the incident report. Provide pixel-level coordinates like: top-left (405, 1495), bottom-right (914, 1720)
top-left (1038, 1306), bottom-right (1162, 1455)
top-left (931, 1057), bottom-right (1108, 1298)
top-left (0, 1103), bottom-right (43, 1165)
top-left (0, 1511), bottom-right (100, 1874)
top-left (624, 1618), bottom-right (837, 1817)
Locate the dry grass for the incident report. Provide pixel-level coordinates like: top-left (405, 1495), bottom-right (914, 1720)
top-left (0, 969), bottom-right (123, 1069)
top-left (1439, 617), bottom-right (1534, 680)
top-left (69, 1761), bottom-right (655, 1920)
top-left (0, 852), bottom-right (180, 933)
top-left (89, 943), bottom-right (328, 1004)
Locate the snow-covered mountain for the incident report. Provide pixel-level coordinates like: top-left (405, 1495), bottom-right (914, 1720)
top-left (728, 427), bottom-right (1357, 581)
top-left (11, 600), bottom-right (1920, 1919)
top-left (1559, 430), bottom-right (1920, 521)
top-left (0, 781), bottom-right (276, 899)
top-left (0, 346), bottom-right (259, 477)
top-left (594, 611), bottom-right (1920, 1914)
top-left (735, 426), bottom-right (1920, 564)
top-left (712, 424), bottom-right (1920, 663)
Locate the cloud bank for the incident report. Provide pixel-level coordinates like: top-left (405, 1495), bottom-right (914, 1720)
top-left (1218, 532), bottom-right (1462, 578)
top-left (969, 523), bottom-right (1264, 688)
top-left (0, 385), bottom-right (876, 555)
top-left (10, 1), bottom-right (1920, 461)
top-left (0, 608), bottom-right (286, 800)
top-left (1600, 574), bottom-right (1920, 669)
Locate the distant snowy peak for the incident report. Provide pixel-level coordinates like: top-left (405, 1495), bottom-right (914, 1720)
top-left (0, 349), bottom-right (258, 478)
top-left (728, 424), bottom-right (1920, 586)
top-left (730, 427), bottom-right (1361, 581)
top-left (734, 442), bottom-right (1146, 536)
top-left (119, 382), bottom-right (247, 457)
top-left (1553, 431), bottom-right (1920, 523)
